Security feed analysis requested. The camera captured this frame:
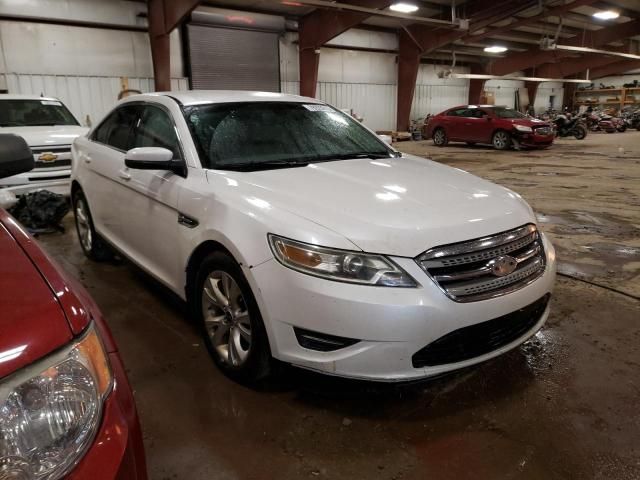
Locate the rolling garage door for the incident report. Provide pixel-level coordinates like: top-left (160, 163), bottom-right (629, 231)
top-left (186, 9), bottom-right (283, 92)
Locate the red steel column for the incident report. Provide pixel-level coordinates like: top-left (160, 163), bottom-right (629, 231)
top-left (396, 31), bottom-right (421, 132)
top-left (299, 48), bottom-right (320, 98)
top-left (525, 81), bottom-right (539, 110)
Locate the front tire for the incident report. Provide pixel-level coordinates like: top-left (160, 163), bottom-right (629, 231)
top-left (193, 251), bottom-right (271, 383)
top-left (432, 128), bottom-right (448, 147)
top-left (73, 190), bottom-right (112, 261)
top-left (492, 130), bottom-right (512, 150)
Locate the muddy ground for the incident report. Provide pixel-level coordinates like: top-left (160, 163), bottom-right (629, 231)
top-left (39, 131), bottom-right (640, 480)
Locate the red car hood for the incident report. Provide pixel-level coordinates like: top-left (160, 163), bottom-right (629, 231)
top-left (0, 211), bottom-right (98, 378)
top-left (508, 118), bottom-right (550, 128)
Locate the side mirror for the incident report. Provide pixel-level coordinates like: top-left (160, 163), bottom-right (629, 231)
top-left (0, 134), bottom-right (35, 179)
top-left (378, 134), bottom-right (392, 145)
top-left (124, 147), bottom-right (174, 170)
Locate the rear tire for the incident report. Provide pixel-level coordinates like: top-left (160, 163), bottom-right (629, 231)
top-left (192, 251), bottom-right (271, 384)
top-left (432, 128), bottom-right (448, 147)
top-left (492, 130), bottom-right (512, 150)
top-left (573, 125), bottom-right (587, 140)
top-left (72, 189), bottom-right (112, 261)
top-left (617, 124), bottom-right (627, 132)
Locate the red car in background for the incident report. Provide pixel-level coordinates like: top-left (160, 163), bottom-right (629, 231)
top-left (0, 134), bottom-right (147, 479)
top-left (423, 105), bottom-right (554, 150)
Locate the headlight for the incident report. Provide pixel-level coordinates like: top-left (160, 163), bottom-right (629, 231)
top-left (514, 125), bottom-right (533, 132)
top-left (269, 234), bottom-right (417, 287)
top-left (0, 324), bottom-right (112, 480)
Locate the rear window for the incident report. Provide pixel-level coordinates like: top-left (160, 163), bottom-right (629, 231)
top-left (492, 107), bottom-right (526, 119)
top-left (0, 99), bottom-right (79, 127)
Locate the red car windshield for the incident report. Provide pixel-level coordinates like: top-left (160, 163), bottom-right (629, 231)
top-left (492, 107), bottom-right (527, 119)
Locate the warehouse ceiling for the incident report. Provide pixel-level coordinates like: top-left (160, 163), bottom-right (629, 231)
top-left (201, 0), bottom-right (640, 74)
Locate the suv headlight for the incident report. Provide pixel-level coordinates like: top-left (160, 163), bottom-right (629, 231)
top-left (0, 324), bottom-right (112, 480)
top-left (269, 234), bottom-right (417, 287)
top-left (514, 125), bottom-right (533, 132)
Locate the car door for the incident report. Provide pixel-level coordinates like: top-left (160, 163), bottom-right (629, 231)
top-left (462, 108), bottom-right (492, 143)
top-left (118, 102), bottom-right (186, 289)
top-left (442, 108), bottom-right (466, 140)
top-left (76, 105), bottom-right (140, 248)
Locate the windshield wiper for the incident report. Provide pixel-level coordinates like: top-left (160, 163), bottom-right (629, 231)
top-left (213, 160), bottom-right (310, 172)
top-left (310, 152), bottom-right (395, 163)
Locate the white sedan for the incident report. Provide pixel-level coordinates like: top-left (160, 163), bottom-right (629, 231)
top-left (71, 91), bottom-right (556, 383)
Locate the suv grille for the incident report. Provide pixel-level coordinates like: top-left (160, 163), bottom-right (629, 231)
top-left (412, 294), bottom-right (550, 367)
top-left (31, 145), bottom-right (72, 169)
top-left (416, 224), bottom-right (545, 302)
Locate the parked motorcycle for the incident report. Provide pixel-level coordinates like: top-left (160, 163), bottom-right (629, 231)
top-left (553, 115), bottom-right (587, 139)
top-left (583, 112), bottom-right (616, 133)
top-left (621, 108), bottom-right (640, 131)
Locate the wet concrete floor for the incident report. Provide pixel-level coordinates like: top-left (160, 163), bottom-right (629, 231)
top-left (39, 131), bottom-right (640, 479)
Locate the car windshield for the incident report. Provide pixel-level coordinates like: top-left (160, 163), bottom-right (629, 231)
top-left (183, 102), bottom-right (393, 170)
top-left (492, 107), bottom-right (527, 119)
top-left (0, 99), bottom-right (79, 127)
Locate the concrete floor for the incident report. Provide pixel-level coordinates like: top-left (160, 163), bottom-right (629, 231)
top-left (39, 131), bottom-right (640, 480)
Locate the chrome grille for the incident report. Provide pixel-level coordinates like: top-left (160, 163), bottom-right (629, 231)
top-left (416, 224), bottom-right (545, 302)
top-left (30, 145), bottom-right (72, 170)
top-left (534, 126), bottom-right (552, 136)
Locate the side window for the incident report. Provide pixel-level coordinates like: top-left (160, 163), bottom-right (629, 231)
top-left (91, 106), bottom-right (140, 151)
top-left (447, 108), bottom-right (467, 117)
top-left (132, 105), bottom-right (181, 159)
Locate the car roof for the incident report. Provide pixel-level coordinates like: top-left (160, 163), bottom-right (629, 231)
top-left (449, 105), bottom-right (508, 110)
top-left (0, 94), bottom-right (61, 102)
top-left (124, 90), bottom-right (323, 106)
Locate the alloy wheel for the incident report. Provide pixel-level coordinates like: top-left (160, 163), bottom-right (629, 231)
top-left (433, 129), bottom-right (446, 145)
top-left (75, 198), bottom-right (92, 252)
top-left (493, 131), bottom-right (509, 149)
top-left (201, 271), bottom-right (252, 367)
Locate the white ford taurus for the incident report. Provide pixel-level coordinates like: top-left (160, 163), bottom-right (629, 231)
top-left (71, 91), bottom-right (556, 383)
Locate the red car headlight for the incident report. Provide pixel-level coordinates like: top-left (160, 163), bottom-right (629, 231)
top-left (0, 324), bottom-right (112, 480)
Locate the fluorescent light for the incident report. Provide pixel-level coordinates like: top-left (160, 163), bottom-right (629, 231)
top-left (592, 10), bottom-right (619, 20)
top-left (483, 46), bottom-right (508, 53)
top-left (553, 44), bottom-right (640, 60)
top-left (389, 3), bottom-right (418, 13)
top-left (449, 73), bottom-right (592, 83)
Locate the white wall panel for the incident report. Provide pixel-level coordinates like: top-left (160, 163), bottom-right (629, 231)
top-left (5, 74), bottom-right (188, 127)
top-left (0, 21), bottom-right (183, 78)
top-left (0, 0), bottom-right (146, 27)
top-left (327, 29), bottom-right (397, 50)
top-left (534, 82), bottom-right (564, 113)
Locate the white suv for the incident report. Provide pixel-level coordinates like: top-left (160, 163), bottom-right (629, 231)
top-left (71, 91), bottom-right (556, 383)
top-left (0, 95), bottom-right (88, 196)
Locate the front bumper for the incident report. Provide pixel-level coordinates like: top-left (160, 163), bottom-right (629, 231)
top-left (0, 168), bottom-right (71, 196)
top-left (67, 352), bottom-right (147, 479)
top-left (250, 234), bottom-right (556, 382)
top-left (514, 130), bottom-right (554, 147)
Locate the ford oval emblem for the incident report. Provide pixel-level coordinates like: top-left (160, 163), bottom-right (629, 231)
top-left (490, 255), bottom-right (517, 277)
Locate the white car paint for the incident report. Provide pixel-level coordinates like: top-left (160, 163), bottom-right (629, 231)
top-left (0, 94), bottom-right (88, 196)
top-left (72, 91), bottom-right (556, 381)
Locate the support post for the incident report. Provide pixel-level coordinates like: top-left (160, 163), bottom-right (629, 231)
top-left (468, 78), bottom-right (486, 104)
top-left (299, 49), bottom-right (320, 98)
top-left (396, 31), bottom-right (421, 132)
top-left (525, 81), bottom-right (539, 110)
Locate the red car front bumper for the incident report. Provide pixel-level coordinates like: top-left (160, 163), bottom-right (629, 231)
top-left (516, 131), bottom-right (554, 148)
top-left (68, 352), bottom-right (147, 480)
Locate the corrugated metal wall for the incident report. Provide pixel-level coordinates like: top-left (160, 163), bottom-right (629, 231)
top-left (4, 74), bottom-right (189, 127)
top-left (279, 81), bottom-right (396, 131)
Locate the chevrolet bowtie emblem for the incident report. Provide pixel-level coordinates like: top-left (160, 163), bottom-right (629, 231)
top-left (38, 153), bottom-right (58, 162)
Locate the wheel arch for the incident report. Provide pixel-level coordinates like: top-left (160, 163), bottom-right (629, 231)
top-left (71, 180), bottom-right (82, 199)
top-left (185, 240), bottom-right (238, 300)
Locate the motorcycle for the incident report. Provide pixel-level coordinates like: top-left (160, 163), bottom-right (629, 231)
top-left (553, 115), bottom-right (587, 139)
top-left (601, 114), bottom-right (627, 132)
top-left (583, 112), bottom-right (616, 133)
top-left (621, 109), bottom-right (640, 131)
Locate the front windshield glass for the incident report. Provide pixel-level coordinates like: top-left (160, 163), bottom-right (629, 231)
top-left (492, 107), bottom-right (526, 119)
top-left (183, 102), bottom-right (392, 170)
top-left (0, 99), bottom-right (79, 127)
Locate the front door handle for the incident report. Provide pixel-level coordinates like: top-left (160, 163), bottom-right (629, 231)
top-left (118, 169), bottom-right (131, 181)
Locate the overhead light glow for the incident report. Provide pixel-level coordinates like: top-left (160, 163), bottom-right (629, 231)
top-left (592, 10), bottom-right (619, 20)
top-left (389, 3), bottom-right (419, 13)
top-left (484, 46), bottom-right (508, 53)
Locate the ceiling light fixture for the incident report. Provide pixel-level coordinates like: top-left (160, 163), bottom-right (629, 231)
top-left (449, 73), bottom-right (592, 84)
top-left (389, 2), bottom-right (419, 13)
top-left (592, 10), bottom-right (619, 20)
top-left (483, 46), bottom-right (508, 53)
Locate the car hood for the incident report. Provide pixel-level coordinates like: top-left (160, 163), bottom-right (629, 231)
top-left (218, 154), bottom-right (536, 257)
top-left (0, 125), bottom-right (88, 147)
top-left (0, 219), bottom-right (73, 378)
top-left (507, 118), bottom-right (550, 128)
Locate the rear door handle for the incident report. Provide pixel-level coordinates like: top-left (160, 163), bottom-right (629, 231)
top-left (118, 169), bottom-right (131, 181)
